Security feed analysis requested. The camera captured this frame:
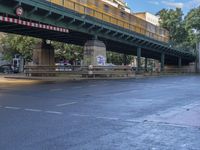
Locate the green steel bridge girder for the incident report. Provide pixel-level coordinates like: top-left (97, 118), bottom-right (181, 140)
top-left (0, 0), bottom-right (196, 64)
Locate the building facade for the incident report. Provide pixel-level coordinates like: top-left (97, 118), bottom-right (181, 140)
top-left (134, 12), bottom-right (160, 26)
top-left (102, 0), bottom-right (131, 13)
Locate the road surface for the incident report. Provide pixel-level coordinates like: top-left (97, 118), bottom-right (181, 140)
top-left (0, 75), bottom-right (200, 150)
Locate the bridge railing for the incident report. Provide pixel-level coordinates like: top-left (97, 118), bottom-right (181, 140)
top-left (24, 65), bottom-right (134, 77)
top-left (47, 0), bottom-right (169, 43)
top-left (163, 68), bottom-right (196, 74)
top-left (24, 65), bottom-right (195, 78)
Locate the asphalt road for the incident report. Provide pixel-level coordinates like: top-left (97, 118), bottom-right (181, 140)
top-left (0, 75), bottom-right (200, 150)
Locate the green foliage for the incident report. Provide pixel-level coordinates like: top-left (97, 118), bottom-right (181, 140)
top-left (157, 8), bottom-right (187, 44)
top-left (0, 34), bottom-right (84, 64)
top-left (52, 41), bottom-right (83, 62)
top-left (158, 7), bottom-right (200, 52)
top-left (185, 6), bottom-right (200, 32)
top-left (0, 34), bottom-right (40, 61)
top-left (107, 51), bottom-right (133, 65)
top-left (185, 6), bottom-right (200, 48)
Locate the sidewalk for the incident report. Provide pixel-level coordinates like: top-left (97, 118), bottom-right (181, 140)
top-left (0, 73), bottom-right (83, 82)
top-left (0, 73), bottom-right (43, 84)
top-left (0, 73), bottom-right (195, 82)
top-left (0, 73), bottom-right (140, 82)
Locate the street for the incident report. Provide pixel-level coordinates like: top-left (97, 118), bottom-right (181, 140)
top-left (0, 75), bottom-right (200, 150)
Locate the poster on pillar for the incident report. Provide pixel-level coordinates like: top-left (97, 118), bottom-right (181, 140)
top-left (96, 55), bottom-right (106, 66)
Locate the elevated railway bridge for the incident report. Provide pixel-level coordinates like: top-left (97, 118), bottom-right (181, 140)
top-left (0, 0), bottom-right (196, 71)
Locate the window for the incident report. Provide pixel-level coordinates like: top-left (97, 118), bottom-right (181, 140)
top-left (104, 5), bottom-right (109, 13)
top-left (85, 8), bottom-right (93, 15)
top-left (120, 12), bottom-right (126, 18)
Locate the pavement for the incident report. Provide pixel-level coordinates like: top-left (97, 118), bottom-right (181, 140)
top-left (0, 75), bottom-right (200, 150)
top-left (0, 73), bottom-right (136, 81)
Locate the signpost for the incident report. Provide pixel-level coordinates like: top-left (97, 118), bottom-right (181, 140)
top-left (16, 7), bottom-right (24, 17)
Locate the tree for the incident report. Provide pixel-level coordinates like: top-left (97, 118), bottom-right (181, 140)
top-left (185, 6), bottom-right (200, 32)
top-left (107, 51), bottom-right (133, 65)
top-left (184, 6), bottom-right (200, 49)
top-left (52, 41), bottom-right (83, 64)
top-left (157, 8), bottom-right (187, 45)
top-left (0, 34), bottom-right (84, 64)
top-left (0, 34), bottom-right (40, 62)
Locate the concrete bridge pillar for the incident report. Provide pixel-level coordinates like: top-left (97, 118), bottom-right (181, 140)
top-left (83, 39), bottom-right (106, 66)
top-left (161, 53), bottom-right (165, 71)
top-left (33, 40), bottom-right (55, 66)
top-left (137, 47), bottom-right (141, 72)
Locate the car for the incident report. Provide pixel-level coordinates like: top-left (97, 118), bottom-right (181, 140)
top-left (104, 63), bottom-right (116, 67)
top-left (0, 64), bottom-right (13, 74)
top-left (55, 63), bottom-right (72, 71)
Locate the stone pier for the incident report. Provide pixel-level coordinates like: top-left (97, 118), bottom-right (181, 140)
top-left (32, 40), bottom-right (55, 76)
top-left (33, 40), bottom-right (55, 66)
top-left (83, 40), bottom-right (106, 66)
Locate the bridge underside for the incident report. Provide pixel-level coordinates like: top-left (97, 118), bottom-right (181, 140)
top-left (0, 20), bottom-right (190, 65)
top-left (0, 0), bottom-right (196, 65)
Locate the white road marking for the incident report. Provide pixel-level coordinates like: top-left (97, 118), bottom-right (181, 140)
top-left (71, 113), bottom-right (90, 117)
top-left (71, 114), bottom-right (119, 121)
top-left (24, 109), bottom-right (42, 112)
top-left (125, 119), bottom-right (141, 123)
top-left (2, 105), bottom-right (64, 116)
top-left (56, 102), bottom-right (77, 107)
top-left (95, 116), bottom-right (119, 121)
top-left (45, 111), bottom-right (63, 115)
top-left (5, 106), bottom-right (20, 110)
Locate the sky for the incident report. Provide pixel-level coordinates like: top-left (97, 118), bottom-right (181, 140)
top-left (125, 0), bottom-right (200, 15)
